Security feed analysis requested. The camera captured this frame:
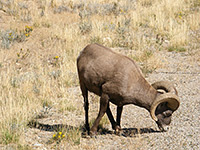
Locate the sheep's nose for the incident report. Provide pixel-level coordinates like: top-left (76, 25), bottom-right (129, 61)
top-left (165, 126), bottom-right (170, 131)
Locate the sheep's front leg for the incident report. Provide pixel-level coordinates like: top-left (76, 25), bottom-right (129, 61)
top-left (116, 106), bottom-right (123, 127)
top-left (106, 103), bottom-right (121, 133)
top-left (90, 93), bottom-right (109, 135)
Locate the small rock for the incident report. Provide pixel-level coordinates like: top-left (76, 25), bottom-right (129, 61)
top-left (33, 143), bottom-right (43, 147)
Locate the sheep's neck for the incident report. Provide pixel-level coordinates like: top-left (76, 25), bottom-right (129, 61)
top-left (131, 85), bottom-right (157, 111)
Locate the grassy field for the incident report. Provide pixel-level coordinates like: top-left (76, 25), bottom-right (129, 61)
top-left (0, 0), bottom-right (199, 148)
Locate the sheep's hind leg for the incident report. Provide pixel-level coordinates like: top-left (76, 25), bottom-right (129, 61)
top-left (80, 83), bottom-right (90, 135)
top-left (106, 103), bottom-right (121, 134)
top-left (90, 93), bottom-right (109, 136)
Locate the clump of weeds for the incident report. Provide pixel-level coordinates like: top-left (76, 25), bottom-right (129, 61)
top-left (49, 127), bottom-right (81, 145)
top-left (1, 25), bottom-right (33, 49)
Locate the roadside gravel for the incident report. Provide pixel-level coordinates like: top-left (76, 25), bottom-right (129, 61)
top-left (24, 50), bottom-right (200, 150)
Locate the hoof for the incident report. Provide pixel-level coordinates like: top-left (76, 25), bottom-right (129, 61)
top-left (89, 131), bottom-right (98, 138)
top-left (114, 125), bottom-right (122, 135)
top-left (81, 132), bottom-right (90, 138)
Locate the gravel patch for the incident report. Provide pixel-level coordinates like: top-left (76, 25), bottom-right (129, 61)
top-left (24, 50), bottom-right (200, 150)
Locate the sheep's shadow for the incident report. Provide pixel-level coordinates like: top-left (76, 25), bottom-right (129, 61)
top-left (28, 120), bottom-right (161, 138)
top-left (28, 120), bottom-right (78, 132)
top-left (81, 127), bottom-right (161, 138)
top-left (120, 127), bottom-right (161, 137)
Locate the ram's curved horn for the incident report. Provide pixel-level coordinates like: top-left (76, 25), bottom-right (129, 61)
top-left (151, 81), bottom-right (178, 95)
top-left (150, 93), bottom-right (180, 121)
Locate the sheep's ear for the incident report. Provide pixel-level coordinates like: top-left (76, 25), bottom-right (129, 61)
top-left (150, 93), bottom-right (180, 121)
top-left (157, 89), bottom-right (166, 94)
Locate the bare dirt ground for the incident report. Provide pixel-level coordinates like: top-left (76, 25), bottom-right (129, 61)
top-left (10, 49), bottom-right (199, 150)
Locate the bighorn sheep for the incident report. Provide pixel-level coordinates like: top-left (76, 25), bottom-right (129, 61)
top-left (77, 43), bottom-right (180, 135)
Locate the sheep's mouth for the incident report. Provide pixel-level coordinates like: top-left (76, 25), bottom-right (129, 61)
top-left (156, 121), bottom-right (169, 132)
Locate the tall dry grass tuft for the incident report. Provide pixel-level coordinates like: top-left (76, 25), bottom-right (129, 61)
top-left (0, 0), bottom-right (199, 147)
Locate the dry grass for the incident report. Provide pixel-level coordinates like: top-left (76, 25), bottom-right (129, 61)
top-left (0, 0), bottom-right (199, 148)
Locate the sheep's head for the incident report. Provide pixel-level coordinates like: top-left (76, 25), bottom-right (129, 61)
top-left (150, 81), bottom-right (180, 131)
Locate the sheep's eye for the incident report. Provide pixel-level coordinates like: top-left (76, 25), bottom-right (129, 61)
top-left (163, 111), bottom-right (172, 117)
